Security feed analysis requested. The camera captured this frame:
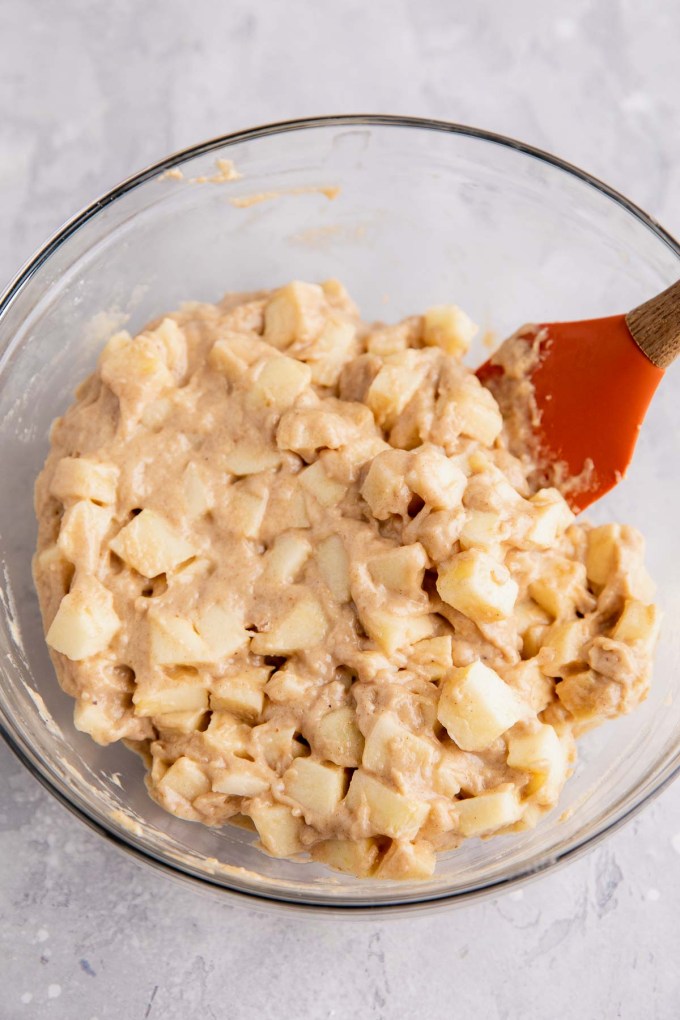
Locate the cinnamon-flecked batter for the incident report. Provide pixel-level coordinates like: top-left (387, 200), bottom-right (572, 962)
top-left (34, 281), bottom-right (660, 880)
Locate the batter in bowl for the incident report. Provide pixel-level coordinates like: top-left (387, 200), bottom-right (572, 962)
top-left (34, 280), bottom-right (660, 880)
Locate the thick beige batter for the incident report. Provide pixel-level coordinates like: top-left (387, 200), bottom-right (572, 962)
top-left (34, 281), bottom-right (660, 880)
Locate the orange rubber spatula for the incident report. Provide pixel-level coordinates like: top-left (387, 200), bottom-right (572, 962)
top-left (476, 279), bottom-right (680, 512)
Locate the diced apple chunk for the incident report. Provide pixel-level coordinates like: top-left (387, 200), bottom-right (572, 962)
top-left (251, 594), bottom-right (328, 654)
top-left (158, 756), bottom-right (211, 802)
top-left (529, 559), bottom-right (589, 619)
top-left (612, 600), bottom-right (660, 653)
top-left (209, 668), bottom-right (270, 722)
top-left (283, 758), bottom-right (347, 819)
top-left (46, 577), bottom-right (120, 660)
top-left (359, 606), bottom-right (437, 656)
top-left (316, 534), bottom-right (351, 602)
top-left (248, 800), bottom-right (305, 857)
top-left (409, 635), bottom-right (454, 680)
top-left (507, 724), bottom-right (568, 801)
top-left (437, 549), bottom-right (518, 623)
top-left (252, 722), bottom-right (306, 770)
top-left (539, 619), bottom-right (591, 677)
top-left (298, 460), bottom-right (347, 507)
top-left (360, 448), bottom-right (411, 520)
top-left (407, 447), bottom-right (467, 511)
top-left (212, 761), bottom-right (270, 797)
top-left (58, 501), bottom-right (112, 571)
top-left (438, 661), bottom-right (524, 752)
top-left (249, 356), bottom-right (311, 410)
top-left (194, 602), bottom-right (249, 660)
top-left (453, 377), bottom-right (503, 445)
top-left (153, 708), bottom-right (208, 734)
top-left (362, 712), bottom-right (436, 776)
top-left (151, 317), bottom-right (187, 374)
top-left (460, 510), bottom-right (501, 553)
top-left (287, 486), bottom-right (310, 528)
top-left (263, 281), bottom-right (327, 349)
top-left (73, 701), bottom-right (118, 745)
top-left (346, 771), bottom-right (429, 840)
top-left (182, 461), bottom-right (214, 518)
top-left (223, 442), bottom-right (280, 476)
top-left (524, 489), bottom-right (574, 548)
top-left (202, 711), bottom-right (251, 757)
top-left (134, 671), bottom-right (208, 716)
top-left (315, 706), bottom-right (365, 767)
top-left (148, 610), bottom-right (209, 666)
top-left (376, 839), bottom-right (436, 880)
top-left (585, 524), bottom-right (621, 586)
top-left (264, 532), bottom-right (311, 584)
top-left (100, 331), bottom-right (174, 395)
top-left (455, 786), bottom-right (523, 837)
top-left (311, 837), bottom-right (379, 877)
top-left (432, 753), bottom-right (463, 798)
top-left (110, 509), bottom-right (195, 578)
top-left (209, 333), bottom-right (261, 383)
top-left (368, 544), bottom-right (427, 599)
top-left (505, 658), bottom-right (554, 714)
top-left (50, 457), bottom-right (119, 505)
top-left (423, 304), bottom-right (478, 357)
top-left (304, 317), bottom-right (358, 386)
top-left (265, 667), bottom-right (313, 703)
top-left (228, 485), bottom-right (269, 539)
top-left (367, 350), bottom-right (431, 430)
top-left (276, 408), bottom-right (356, 458)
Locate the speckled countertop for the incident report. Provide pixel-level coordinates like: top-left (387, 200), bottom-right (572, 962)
top-left (1, 1), bottom-right (679, 1017)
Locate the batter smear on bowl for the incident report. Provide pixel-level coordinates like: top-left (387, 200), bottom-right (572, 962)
top-left (33, 280), bottom-right (660, 880)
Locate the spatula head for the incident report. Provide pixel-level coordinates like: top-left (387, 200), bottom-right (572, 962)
top-left (477, 314), bottom-right (664, 512)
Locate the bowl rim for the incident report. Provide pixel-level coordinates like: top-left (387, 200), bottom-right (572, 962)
top-left (1, 113), bottom-right (679, 914)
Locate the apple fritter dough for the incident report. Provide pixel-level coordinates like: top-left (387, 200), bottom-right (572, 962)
top-left (34, 280), bottom-right (660, 881)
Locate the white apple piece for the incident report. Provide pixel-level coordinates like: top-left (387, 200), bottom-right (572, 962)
top-left (368, 543), bottom-right (428, 600)
top-left (46, 577), bottom-right (121, 661)
top-left (264, 532), bottom-right (312, 584)
top-left (212, 760), bottom-right (270, 798)
top-left (436, 549), bottom-right (518, 622)
top-left (263, 281), bottom-right (328, 349)
top-left (376, 839), bottom-right (436, 880)
top-left (423, 304), bottom-right (478, 357)
top-left (250, 593), bottom-right (328, 655)
top-left (406, 446), bottom-right (467, 511)
top-left (507, 723), bottom-right (569, 801)
top-left (314, 706), bottom-right (365, 767)
top-left (57, 501), bottom-right (113, 571)
top-left (311, 838), bottom-right (380, 877)
top-left (109, 509), bottom-right (195, 578)
top-left (133, 669), bottom-right (208, 717)
top-left (209, 667), bottom-right (271, 722)
top-left (437, 661), bottom-right (524, 752)
top-left (50, 457), bottom-right (119, 506)
top-left (451, 376), bottom-right (503, 446)
top-left (612, 599), bottom-right (660, 654)
top-left (283, 758), bottom-right (347, 820)
top-left (362, 712), bottom-right (437, 776)
top-left (248, 799), bottom-right (305, 857)
top-left (454, 786), bottom-right (523, 837)
top-left (248, 355), bottom-right (312, 410)
top-left (345, 771), bottom-right (430, 840)
top-left (158, 756), bottom-right (211, 802)
top-left (315, 534), bottom-right (351, 603)
top-left (298, 460), bottom-right (347, 508)
top-left (366, 350), bottom-right (431, 430)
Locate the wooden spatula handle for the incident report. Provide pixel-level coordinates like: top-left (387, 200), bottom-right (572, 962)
top-left (625, 279), bottom-right (680, 370)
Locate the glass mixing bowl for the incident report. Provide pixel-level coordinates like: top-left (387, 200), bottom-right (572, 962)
top-left (1, 116), bottom-right (679, 914)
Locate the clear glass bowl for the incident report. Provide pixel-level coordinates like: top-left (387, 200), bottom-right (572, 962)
top-left (1, 116), bottom-right (679, 914)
